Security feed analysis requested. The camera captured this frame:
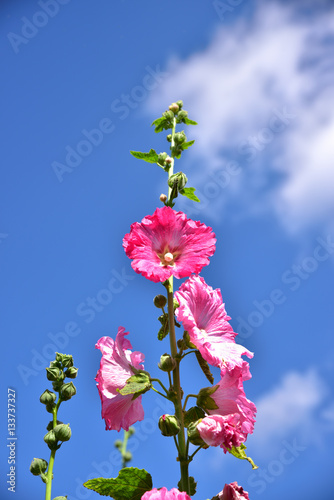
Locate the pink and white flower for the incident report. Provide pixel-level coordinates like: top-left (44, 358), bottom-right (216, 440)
top-left (123, 206), bottom-right (216, 283)
top-left (141, 488), bottom-right (191, 500)
top-left (95, 327), bottom-right (145, 431)
top-left (197, 414), bottom-right (244, 452)
top-left (216, 482), bottom-right (250, 500)
top-left (175, 276), bottom-right (253, 369)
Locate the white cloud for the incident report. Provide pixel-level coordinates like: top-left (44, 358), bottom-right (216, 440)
top-left (147, 0), bottom-right (334, 232)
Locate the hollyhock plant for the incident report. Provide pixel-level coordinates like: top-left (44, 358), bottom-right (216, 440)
top-left (217, 482), bottom-right (250, 500)
top-left (142, 487), bottom-right (192, 500)
top-left (175, 275), bottom-right (253, 369)
top-left (95, 327), bottom-right (145, 431)
top-left (123, 206), bottom-right (216, 283)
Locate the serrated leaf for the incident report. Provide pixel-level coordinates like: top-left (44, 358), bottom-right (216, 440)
top-left (177, 476), bottom-right (197, 496)
top-left (229, 443), bottom-right (258, 470)
top-left (151, 117), bottom-right (171, 133)
top-left (181, 140), bottom-right (195, 150)
top-left (183, 118), bottom-right (198, 125)
top-left (118, 372), bottom-right (151, 398)
top-left (180, 187), bottom-right (200, 203)
top-left (195, 351), bottom-right (214, 384)
top-left (84, 467), bottom-right (153, 500)
top-left (130, 149), bottom-right (159, 164)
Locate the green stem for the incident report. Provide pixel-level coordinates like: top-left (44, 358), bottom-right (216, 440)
top-left (182, 394), bottom-right (198, 412)
top-left (151, 378), bottom-right (169, 395)
top-left (121, 430), bottom-right (130, 468)
top-left (45, 398), bottom-right (61, 500)
top-left (152, 387), bottom-right (169, 400)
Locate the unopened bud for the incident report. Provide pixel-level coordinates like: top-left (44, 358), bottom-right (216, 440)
top-left (176, 100), bottom-right (183, 109)
top-left (53, 423), bottom-right (71, 442)
top-left (65, 366), bottom-right (78, 379)
top-left (158, 414), bottom-right (181, 437)
top-left (128, 427), bottom-right (135, 436)
top-left (44, 430), bottom-right (58, 450)
top-left (174, 131), bottom-right (187, 144)
top-left (45, 403), bottom-right (56, 414)
top-left (154, 294), bottom-right (167, 309)
top-left (46, 367), bottom-right (62, 382)
top-left (187, 421), bottom-right (205, 446)
top-left (169, 102), bottom-right (179, 114)
top-left (168, 172), bottom-right (188, 191)
top-left (165, 156), bottom-right (173, 165)
top-left (166, 134), bottom-right (172, 142)
top-left (160, 194), bottom-right (167, 203)
top-left (114, 440), bottom-right (122, 449)
top-left (123, 451), bottom-right (132, 462)
top-left (40, 390), bottom-right (56, 406)
top-left (158, 354), bottom-right (176, 373)
top-left (178, 110), bottom-right (188, 121)
top-left (46, 420), bottom-right (63, 431)
top-left (163, 110), bottom-right (174, 120)
top-left (60, 382), bottom-right (76, 401)
top-left (29, 458), bottom-right (48, 476)
top-left (56, 353), bottom-right (73, 368)
top-left (157, 152), bottom-right (168, 165)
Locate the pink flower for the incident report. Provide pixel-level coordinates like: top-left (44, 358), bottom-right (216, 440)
top-left (175, 276), bottom-right (253, 369)
top-left (208, 363), bottom-right (256, 441)
top-left (141, 488), bottom-right (191, 500)
top-left (197, 414), bottom-right (244, 452)
top-left (217, 482), bottom-right (250, 500)
top-left (123, 206), bottom-right (216, 283)
top-left (95, 327), bottom-right (145, 431)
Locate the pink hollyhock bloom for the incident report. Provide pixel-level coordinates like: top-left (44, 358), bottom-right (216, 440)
top-left (123, 206), bottom-right (216, 283)
top-left (207, 363), bottom-right (257, 440)
top-left (217, 482), bottom-right (250, 500)
top-left (197, 414), bottom-right (244, 452)
top-left (95, 327), bottom-right (145, 431)
top-left (175, 276), bottom-right (253, 369)
top-left (141, 487), bottom-right (191, 500)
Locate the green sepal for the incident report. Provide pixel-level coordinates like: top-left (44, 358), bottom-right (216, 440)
top-left (178, 476), bottom-right (197, 496)
top-left (180, 140), bottom-right (195, 150)
top-left (130, 149), bottom-right (160, 165)
top-left (118, 372), bottom-right (152, 399)
top-left (179, 187), bottom-right (200, 203)
top-left (229, 443), bottom-right (258, 470)
top-left (183, 118), bottom-right (198, 125)
top-left (84, 467), bottom-right (153, 500)
top-left (197, 385), bottom-right (219, 410)
top-left (184, 406), bottom-right (205, 427)
top-left (195, 351), bottom-right (214, 384)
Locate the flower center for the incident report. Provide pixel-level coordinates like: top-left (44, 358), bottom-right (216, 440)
top-left (164, 252), bottom-right (174, 263)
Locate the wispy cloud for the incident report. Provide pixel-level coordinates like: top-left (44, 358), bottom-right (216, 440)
top-left (147, 0), bottom-right (334, 233)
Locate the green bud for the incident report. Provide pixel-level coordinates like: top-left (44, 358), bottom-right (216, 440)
top-left (157, 152), bottom-right (167, 165)
top-left (45, 403), bottom-right (56, 414)
top-left (46, 367), bottom-right (62, 382)
top-left (184, 331), bottom-right (196, 349)
top-left (40, 390), bottom-right (56, 405)
top-left (158, 354), bottom-right (176, 372)
top-left (158, 414), bottom-right (181, 437)
top-left (163, 110), bottom-right (174, 120)
top-left (53, 424), bottom-right (71, 442)
top-left (184, 406), bottom-right (206, 427)
top-left (52, 497), bottom-right (68, 500)
top-left (166, 134), bottom-right (172, 142)
top-left (44, 430), bottom-right (58, 450)
top-left (169, 102), bottom-right (179, 114)
top-left (56, 353), bottom-right (73, 368)
top-left (123, 451), bottom-right (132, 462)
top-left (187, 421), bottom-right (205, 446)
top-left (176, 100), bottom-right (183, 109)
top-left (197, 386), bottom-right (219, 411)
top-left (60, 382), bottom-right (76, 401)
top-left (114, 440), bottom-right (122, 449)
top-left (154, 294), bottom-right (167, 309)
top-left (52, 379), bottom-right (65, 392)
top-left (128, 427), bottom-right (135, 436)
top-left (168, 172), bottom-right (188, 191)
top-left (49, 360), bottom-right (62, 369)
top-left (46, 420), bottom-right (63, 431)
top-left (29, 458), bottom-right (48, 476)
top-left (178, 110), bottom-right (188, 121)
top-left (64, 366), bottom-right (78, 379)
top-left (174, 131), bottom-right (187, 144)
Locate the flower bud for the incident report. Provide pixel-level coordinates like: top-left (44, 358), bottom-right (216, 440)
top-left (166, 134), bottom-right (172, 142)
top-left (46, 367), bottom-right (63, 382)
top-left (158, 354), bottom-right (176, 373)
top-left (40, 390), bottom-right (56, 406)
top-left (165, 156), bottom-right (173, 165)
top-left (53, 423), bottom-right (71, 442)
top-left (184, 406), bottom-right (205, 427)
top-left (157, 152), bottom-right (168, 165)
top-left (187, 421), bottom-right (206, 446)
top-left (123, 451), bottom-right (132, 462)
top-left (178, 110), bottom-right (188, 121)
top-left (168, 172), bottom-right (188, 191)
top-left (174, 131), bottom-right (187, 144)
top-left (128, 427), bottom-right (135, 436)
top-left (45, 403), bottom-right (56, 414)
top-left (29, 458), bottom-right (48, 476)
top-left (176, 100), bottom-right (183, 109)
top-left (65, 366), bottom-right (78, 379)
top-left (56, 352), bottom-right (73, 368)
top-left (44, 430), bottom-right (58, 450)
top-left (46, 420), bottom-right (63, 431)
top-left (169, 102), bottom-right (179, 114)
top-left (60, 382), bottom-right (76, 401)
top-left (160, 194), bottom-right (167, 203)
top-left (114, 439), bottom-right (122, 449)
top-left (53, 497), bottom-right (68, 500)
top-left (163, 110), bottom-right (174, 120)
top-left (154, 294), bottom-right (167, 309)
top-left (158, 414), bottom-right (181, 437)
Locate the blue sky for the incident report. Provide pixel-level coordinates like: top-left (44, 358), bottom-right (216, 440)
top-left (1, 1), bottom-right (334, 499)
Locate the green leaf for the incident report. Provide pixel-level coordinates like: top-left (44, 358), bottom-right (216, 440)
top-left (229, 443), bottom-right (258, 470)
top-left (180, 140), bottom-right (195, 150)
top-left (195, 351), bottom-right (214, 384)
top-left (118, 372), bottom-right (152, 399)
top-left (84, 467), bottom-right (153, 499)
top-left (178, 476), bottom-right (197, 496)
top-left (180, 187), bottom-right (200, 203)
top-left (130, 149), bottom-right (159, 164)
top-left (183, 118), bottom-right (198, 126)
top-left (151, 117), bottom-right (171, 133)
